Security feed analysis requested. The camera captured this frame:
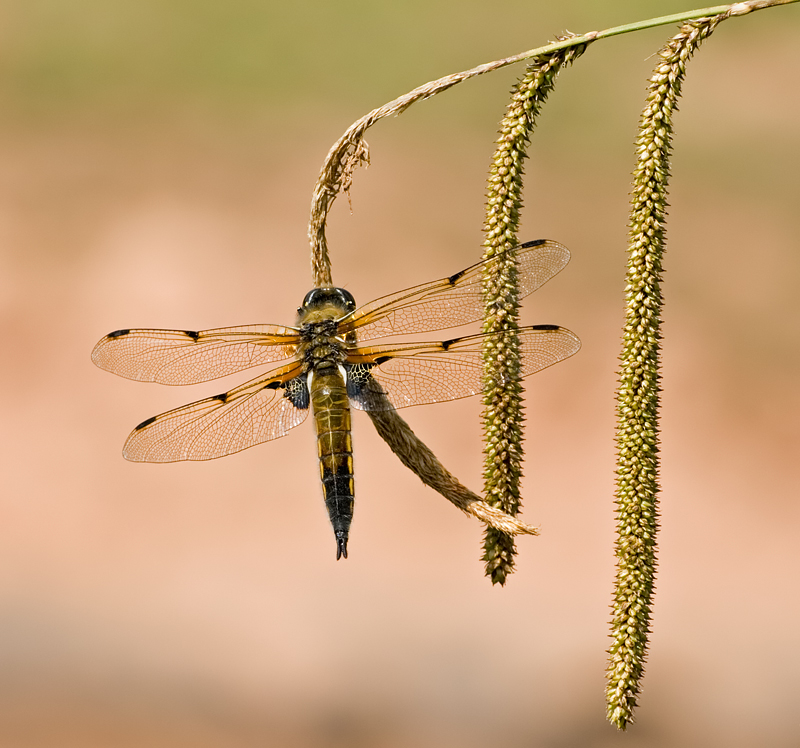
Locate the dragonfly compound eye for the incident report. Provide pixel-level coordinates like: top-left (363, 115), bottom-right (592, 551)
top-left (334, 288), bottom-right (356, 312)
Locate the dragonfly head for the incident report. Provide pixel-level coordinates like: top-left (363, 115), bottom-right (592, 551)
top-left (298, 287), bottom-right (357, 322)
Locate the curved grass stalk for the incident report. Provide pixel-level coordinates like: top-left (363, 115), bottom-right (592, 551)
top-left (306, 0), bottom-right (795, 287)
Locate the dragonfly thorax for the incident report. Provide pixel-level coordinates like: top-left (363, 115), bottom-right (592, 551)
top-left (298, 318), bottom-right (348, 374)
top-left (297, 287), bottom-right (355, 375)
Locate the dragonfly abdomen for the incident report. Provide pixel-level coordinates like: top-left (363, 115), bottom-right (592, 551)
top-left (310, 369), bottom-right (354, 560)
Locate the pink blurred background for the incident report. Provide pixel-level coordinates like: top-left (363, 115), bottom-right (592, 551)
top-left (1, 2), bottom-right (798, 746)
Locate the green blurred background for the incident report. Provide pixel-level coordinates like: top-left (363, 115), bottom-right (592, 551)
top-left (1, 1), bottom-right (798, 746)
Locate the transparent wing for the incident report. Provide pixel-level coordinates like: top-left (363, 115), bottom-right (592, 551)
top-left (340, 240), bottom-right (570, 342)
top-left (123, 361), bottom-right (307, 462)
top-left (347, 325), bottom-right (581, 411)
top-left (92, 325), bottom-right (300, 385)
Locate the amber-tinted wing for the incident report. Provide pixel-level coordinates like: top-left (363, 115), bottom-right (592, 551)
top-left (92, 325), bottom-right (300, 385)
top-left (338, 240), bottom-right (570, 342)
top-left (346, 325), bottom-right (580, 412)
top-left (123, 361), bottom-right (307, 462)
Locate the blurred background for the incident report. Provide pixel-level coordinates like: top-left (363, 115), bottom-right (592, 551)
top-left (1, 1), bottom-right (798, 746)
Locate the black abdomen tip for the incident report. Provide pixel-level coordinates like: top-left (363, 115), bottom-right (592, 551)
top-left (336, 534), bottom-right (349, 560)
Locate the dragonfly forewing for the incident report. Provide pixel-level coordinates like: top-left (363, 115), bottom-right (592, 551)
top-left (92, 325), bottom-right (300, 385)
top-left (339, 240), bottom-right (570, 342)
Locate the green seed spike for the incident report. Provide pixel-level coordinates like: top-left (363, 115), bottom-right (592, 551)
top-left (481, 40), bottom-right (586, 586)
top-left (607, 15), bottom-right (725, 729)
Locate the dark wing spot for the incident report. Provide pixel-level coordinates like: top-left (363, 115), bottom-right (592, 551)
top-left (283, 375), bottom-right (310, 409)
top-left (345, 363), bottom-right (373, 401)
top-left (212, 392), bottom-right (229, 404)
top-left (134, 415), bottom-right (157, 431)
top-left (441, 338), bottom-right (457, 351)
top-left (345, 362), bottom-right (374, 377)
top-left (266, 381), bottom-right (281, 390)
top-left (519, 239), bottom-right (546, 248)
top-left (107, 329), bottom-right (130, 338)
top-left (530, 324), bottom-right (560, 331)
top-left (374, 355), bottom-right (392, 365)
top-left (182, 330), bottom-right (200, 341)
top-left (447, 268), bottom-right (467, 285)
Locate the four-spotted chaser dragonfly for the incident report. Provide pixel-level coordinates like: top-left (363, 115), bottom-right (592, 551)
top-left (92, 240), bottom-right (580, 560)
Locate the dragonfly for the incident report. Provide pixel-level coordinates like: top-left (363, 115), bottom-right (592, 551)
top-left (92, 239), bottom-right (580, 560)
